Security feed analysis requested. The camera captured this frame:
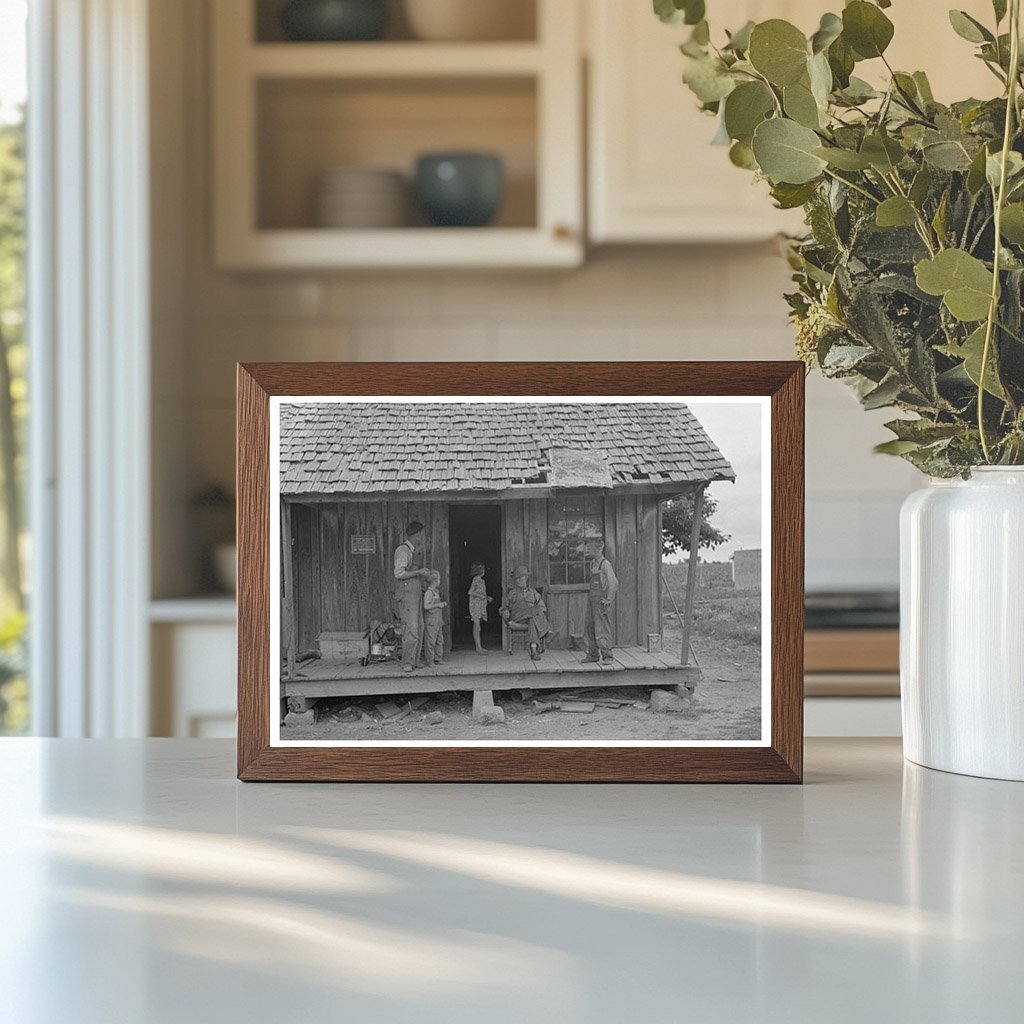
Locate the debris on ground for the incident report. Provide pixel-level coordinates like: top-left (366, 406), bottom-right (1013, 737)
top-left (375, 701), bottom-right (403, 719)
top-left (555, 701), bottom-right (595, 713)
top-left (409, 696), bottom-right (429, 710)
top-left (424, 710), bottom-right (444, 725)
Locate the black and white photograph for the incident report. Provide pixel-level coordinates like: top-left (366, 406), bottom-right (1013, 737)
top-left (270, 396), bottom-right (769, 746)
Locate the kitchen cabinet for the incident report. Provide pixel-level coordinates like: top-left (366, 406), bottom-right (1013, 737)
top-left (587, 0), bottom-right (998, 244)
top-left (211, 0), bottom-right (583, 269)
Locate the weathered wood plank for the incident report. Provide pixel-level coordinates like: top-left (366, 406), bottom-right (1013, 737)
top-left (614, 494), bottom-right (638, 646)
top-left (525, 498), bottom-right (548, 593)
top-left (638, 494), bottom-right (660, 644)
top-left (283, 663), bottom-right (696, 699)
top-left (680, 484), bottom-right (707, 666)
top-left (281, 500), bottom-right (296, 679)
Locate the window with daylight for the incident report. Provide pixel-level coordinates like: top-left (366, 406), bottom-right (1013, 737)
top-left (547, 494), bottom-right (603, 585)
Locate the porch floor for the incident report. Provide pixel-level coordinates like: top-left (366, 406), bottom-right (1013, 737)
top-left (285, 644), bottom-right (698, 699)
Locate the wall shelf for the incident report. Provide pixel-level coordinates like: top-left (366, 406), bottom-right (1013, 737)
top-left (249, 42), bottom-right (545, 78)
top-left (212, 0), bottom-right (582, 269)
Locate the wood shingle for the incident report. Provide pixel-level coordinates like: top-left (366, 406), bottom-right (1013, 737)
top-left (279, 401), bottom-right (735, 496)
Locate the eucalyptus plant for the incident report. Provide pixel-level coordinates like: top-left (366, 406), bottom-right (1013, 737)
top-left (657, 0), bottom-right (1024, 475)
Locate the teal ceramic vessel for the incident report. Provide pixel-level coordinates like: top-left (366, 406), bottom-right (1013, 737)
top-left (281, 0), bottom-right (388, 42)
top-left (415, 152), bottom-right (505, 227)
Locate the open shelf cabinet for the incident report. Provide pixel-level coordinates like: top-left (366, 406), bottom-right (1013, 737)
top-left (212, 0), bottom-right (583, 269)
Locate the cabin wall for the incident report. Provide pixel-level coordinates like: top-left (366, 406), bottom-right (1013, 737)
top-left (286, 491), bottom-right (662, 662)
top-left (538, 492), bottom-right (663, 651)
top-left (291, 503), bottom-right (321, 656)
top-left (314, 499), bottom-right (452, 652)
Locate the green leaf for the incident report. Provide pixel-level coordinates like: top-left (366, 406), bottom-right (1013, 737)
top-left (813, 145), bottom-right (871, 170)
top-left (909, 164), bottom-right (933, 205)
top-left (993, 0), bottom-right (1008, 24)
top-left (842, 1), bottom-right (895, 59)
top-left (771, 180), bottom-right (820, 209)
top-left (874, 439), bottom-right (922, 456)
top-left (913, 71), bottom-right (935, 104)
top-left (810, 12), bottom-right (843, 54)
top-left (837, 76), bottom-right (879, 104)
top-left (691, 19), bottom-right (710, 45)
top-left (808, 51), bottom-right (833, 108)
top-left (784, 80), bottom-right (824, 129)
top-left (1000, 203), bottom-right (1024, 244)
top-left (724, 20), bottom-right (755, 53)
top-left (748, 20), bottom-right (809, 86)
top-left (729, 140), bottom-right (757, 169)
top-left (682, 57), bottom-right (736, 104)
top-left (751, 118), bottom-right (828, 184)
top-left (876, 197), bottom-right (918, 228)
top-left (948, 10), bottom-right (994, 44)
top-left (923, 140), bottom-right (973, 171)
top-left (915, 250), bottom-right (994, 322)
top-left (967, 144), bottom-right (991, 194)
top-left (827, 36), bottom-right (856, 88)
top-left (860, 133), bottom-right (904, 173)
top-left (653, 0), bottom-right (705, 26)
top-left (862, 374), bottom-right (903, 409)
top-left (986, 150), bottom-right (1024, 191)
top-left (939, 326), bottom-right (1006, 397)
top-left (723, 81), bottom-right (775, 144)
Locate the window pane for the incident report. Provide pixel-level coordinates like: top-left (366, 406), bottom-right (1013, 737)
top-left (0, 0), bottom-right (28, 735)
top-left (567, 562), bottom-right (587, 585)
top-left (549, 563), bottom-right (567, 585)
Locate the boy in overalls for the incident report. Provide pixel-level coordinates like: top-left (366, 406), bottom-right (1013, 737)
top-left (582, 539), bottom-right (618, 664)
top-left (422, 570), bottom-right (447, 666)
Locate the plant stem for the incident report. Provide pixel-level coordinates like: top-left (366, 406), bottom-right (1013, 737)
top-left (822, 167), bottom-right (881, 205)
top-left (979, 0), bottom-right (1021, 462)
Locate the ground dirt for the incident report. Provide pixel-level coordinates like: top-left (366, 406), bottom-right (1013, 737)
top-left (281, 586), bottom-right (762, 743)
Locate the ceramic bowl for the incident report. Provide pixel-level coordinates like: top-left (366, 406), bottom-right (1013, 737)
top-left (415, 152), bottom-right (504, 227)
top-left (281, 0), bottom-right (388, 42)
top-left (316, 168), bottom-right (407, 228)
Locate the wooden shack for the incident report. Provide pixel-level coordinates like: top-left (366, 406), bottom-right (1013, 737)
top-left (278, 402), bottom-right (734, 698)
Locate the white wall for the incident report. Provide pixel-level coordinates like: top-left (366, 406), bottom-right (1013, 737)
top-left (154, 0), bottom-right (921, 599)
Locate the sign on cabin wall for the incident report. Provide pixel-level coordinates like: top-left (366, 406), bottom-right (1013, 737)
top-left (350, 535), bottom-right (376, 554)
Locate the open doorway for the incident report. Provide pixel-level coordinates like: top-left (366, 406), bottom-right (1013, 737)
top-left (448, 504), bottom-right (503, 651)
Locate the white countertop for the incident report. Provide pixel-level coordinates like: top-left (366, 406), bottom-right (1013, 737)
top-left (0, 738), bottom-right (1020, 1023)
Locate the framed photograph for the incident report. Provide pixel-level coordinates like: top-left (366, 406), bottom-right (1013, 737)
top-left (237, 362), bottom-right (803, 782)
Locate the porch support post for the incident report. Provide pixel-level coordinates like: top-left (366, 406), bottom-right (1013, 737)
top-left (282, 499), bottom-right (296, 679)
top-left (679, 484), bottom-right (707, 666)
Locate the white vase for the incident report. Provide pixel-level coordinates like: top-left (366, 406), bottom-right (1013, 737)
top-left (900, 467), bottom-right (1024, 780)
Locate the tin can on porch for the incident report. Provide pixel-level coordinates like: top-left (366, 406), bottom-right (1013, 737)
top-left (646, 633), bottom-right (662, 654)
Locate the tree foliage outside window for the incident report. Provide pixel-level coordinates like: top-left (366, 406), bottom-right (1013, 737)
top-left (0, 2), bottom-right (28, 734)
top-left (661, 493), bottom-right (729, 556)
top-left (548, 495), bottom-right (603, 585)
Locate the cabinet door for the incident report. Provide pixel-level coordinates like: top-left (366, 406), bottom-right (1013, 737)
top-left (588, 0), bottom-right (810, 243)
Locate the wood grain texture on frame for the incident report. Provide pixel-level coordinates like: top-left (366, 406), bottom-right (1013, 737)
top-left (237, 362), bottom-right (804, 783)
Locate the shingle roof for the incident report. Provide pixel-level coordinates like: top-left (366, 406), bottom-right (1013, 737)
top-left (279, 402), bottom-right (735, 496)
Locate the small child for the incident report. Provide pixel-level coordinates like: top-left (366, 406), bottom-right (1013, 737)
top-left (468, 561), bottom-right (492, 655)
top-left (422, 570), bottom-right (447, 667)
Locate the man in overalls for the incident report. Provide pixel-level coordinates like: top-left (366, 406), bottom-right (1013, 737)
top-left (393, 521), bottom-right (431, 672)
top-left (582, 539), bottom-right (618, 664)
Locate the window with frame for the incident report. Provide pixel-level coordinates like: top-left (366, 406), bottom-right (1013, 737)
top-left (548, 494), bottom-right (603, 585)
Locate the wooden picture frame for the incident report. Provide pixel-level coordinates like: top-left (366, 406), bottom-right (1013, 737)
top-left (237, 362), bottom-right (804, 782)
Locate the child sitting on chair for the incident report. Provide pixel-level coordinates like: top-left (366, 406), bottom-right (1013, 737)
top-left (422, 570), bottom-right (447, 667)
top-left (468, 561), bottom-right (492, 655)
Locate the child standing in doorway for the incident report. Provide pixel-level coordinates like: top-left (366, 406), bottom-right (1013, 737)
top-left (422, 570), bottom-right (447, 667)
top-left (468, 561), bottom-right (492, 655)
